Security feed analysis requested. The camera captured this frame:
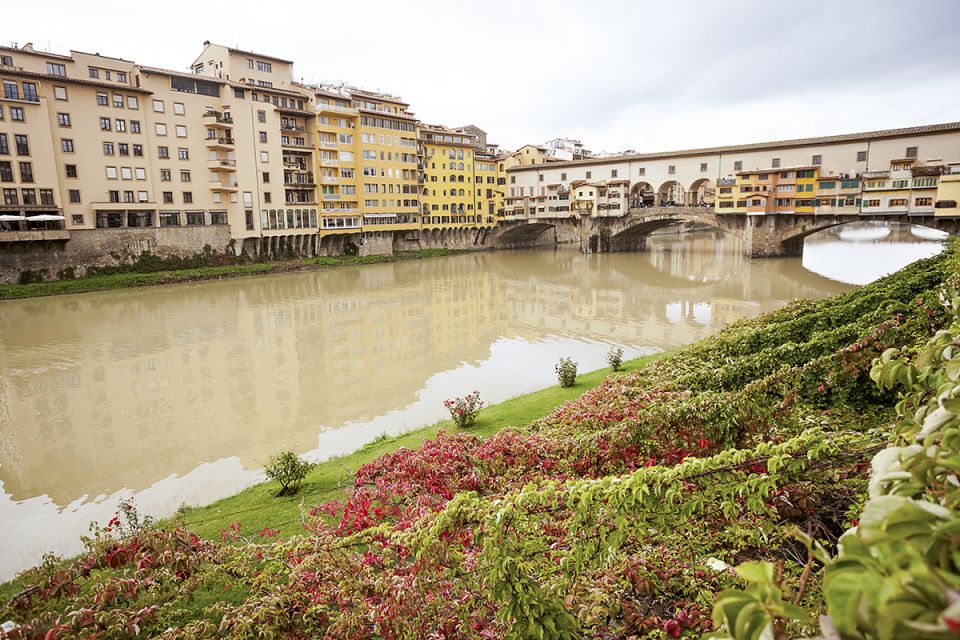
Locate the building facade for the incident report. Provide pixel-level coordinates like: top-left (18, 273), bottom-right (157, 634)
top-left (0, 41), bottom-right (506, 281)
top-left (506, 123), bottom-right (960, 220)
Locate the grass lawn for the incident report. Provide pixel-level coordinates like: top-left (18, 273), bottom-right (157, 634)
top-left (0, 248), bottom-right (469, 300)
top-left (170, 352), bottom-right (665, 540)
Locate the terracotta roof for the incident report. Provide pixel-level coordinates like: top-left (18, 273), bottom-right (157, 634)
top-left (0, 44), bottom-right (72, 60)
top-left (508, 122), bottom-right (960, 172)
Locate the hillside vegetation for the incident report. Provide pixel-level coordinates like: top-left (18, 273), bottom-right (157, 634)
top-left (3, 245), bottom-right (959, 639)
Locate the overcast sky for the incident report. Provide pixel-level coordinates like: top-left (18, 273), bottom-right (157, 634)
top-left (7, 0), bottom-right (960, 153)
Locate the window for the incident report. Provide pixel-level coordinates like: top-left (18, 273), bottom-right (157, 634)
top-left (104, 71), bottom-right (111, 81)
top-left (260, 151), bottom-right (269, 162)
top-left (54, 86), bottom-right (68, 100)
top-left (106, 166), bottom-right (118, 179)
top-left (586, 171), bottom-right (592, 179)
top-left (256, 61), bottom-right (272, 72)
top-left (162, 191), bottom-right (174, 203)
top-left (2, 188), bottom-right (17, 205)
top-left (15, 134), bottom-right (29, 155)
top-left (914, 177), bottom-right (937, 188)
top-left (234, 88), bottom-right (245, 99)
top-left (538, 174), bottom-right (543, 182)
top-left (889, 198), bottom-right (908, 207)
top-left (98, 116), bottom-right (111, 131)
top-left (905, 146), bottom-right (918, 158)
top-left (160, 169), bottom-right (171, 181)
top-left (560, 172), bottom-right (567, 181)
top-left (668, 165), bottom-right (676, 174)
top-left (72, 214), bottom-right (84, 225)
top-left (61, 139), bottom-right (74, 152)
top-left (159, 211), bottom-right (180, 226)
top-left (69, 189), bottom-right (81, 203)
top-left (10, 107), bottom-right (24, 122)
top-left (173, 102), bottom-right (185, 115)
top-left (126, 96), bottom-right (138, 109)
top-left (155, 123), bottom-right (167, 135)
top-left (135, 167), bottom-right (146, 180)
top-left (0, 162), bottom-right (10, 181)
top-left (700, 162), bottom-right (708, 172)
top-left (186, 210), bottom-right (204, 225)
top-left (137, 190), bottom-right (148, 202)
top-left (734, 161), bottom-right (743, 171)
top-left (18, 162), bottom-right (33, 182)
top-left (157, 146), bottom-right (169, 159)
top-left (264, 192), bottom-right (272, 203)
top-left (130, 120), bottom-right (141, 133)
top-left (916, 197), bottom-right (933, 207)
top-left (115, 119), bottom-right (126, 132)
top-left (177, 148), bottom-right (189, 160)
top-left (112, 94), bottom-right (123, 108)
top-left (0, 133), bottom-right (9, 155)
top-left (183, 191), bottom-right (193, 204)
top-left (857, 150), bottom-right (867, 162)
top-left (117, 72), bottom-right (127, 83)
top-left (812, 154), bottom-right (822, 165)
top-left (247, 59), bottom-right (254, 69)
top-left (259, 131), bottom-right (268, 143)
top-left (103, 142), bottom-right (114, 155)
top-left (65, 164), bottom-right (77, 178)
top-left (57, 112), bottom-right (71, 127)
top-left (89, 68), bottom-right (100, 79)
top-left (153, 99), bottom-right (164, 112)
top-left (0, 54), bottom-right (12, 65)
top-left (180, 170), bottom-right (191, 181)
top-left (211, 211), bottom-right (227, 225)
top-left (3, 81), bottom-right (18, 100)
top-left (120, 167), bottom-right (132, 180)
top-left (611, 169), bottom-right (619, 178)
top-left (771, 158), bottom-right (780, 168)
top-left (262, 172), bottom-right (270, 183)
top-left (175, 125), bottom-right (187, 137)
top-left (257, 110), bottom-right (266, 123)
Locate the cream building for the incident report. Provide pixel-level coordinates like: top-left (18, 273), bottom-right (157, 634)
top-left (506, 123), bottom-right (960, 218)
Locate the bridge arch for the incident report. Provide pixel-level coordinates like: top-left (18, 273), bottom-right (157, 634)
top-left (687, 178), bottom-right (714, 207)
top-left (629, 181), bottom-right (656, 208)
top-left (493, 222), bottom-right (556, 248)
top-left (776, 217), bottom-right (958, 257)
top-left (658, 180), bottom-right (685, 207)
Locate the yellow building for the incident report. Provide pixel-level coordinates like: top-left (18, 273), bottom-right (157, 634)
top-left (934, 165), bottom-right (960, 216)
top-left (418, 124), bottom-right (496, 240)
top-left (311, 85), bottom-right (420, 253)
top-left (793, 168), bottom-right (818, 213)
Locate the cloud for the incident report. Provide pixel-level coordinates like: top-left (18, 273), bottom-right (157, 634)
top-left (8, 0), bottom-right (960, 152)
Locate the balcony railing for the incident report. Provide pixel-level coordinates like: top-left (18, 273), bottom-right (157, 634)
top-left (202, 110), bottom-right (233, 124)
top-left (206, 136), bottom-right (235, 146)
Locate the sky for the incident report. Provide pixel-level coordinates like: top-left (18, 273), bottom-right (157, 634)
top-left (7, 0), bottom-right (960, 154)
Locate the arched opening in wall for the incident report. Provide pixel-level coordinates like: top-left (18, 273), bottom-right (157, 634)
top-left (658, 180), bottom-right (685, 207)
top-left (687, 178), bottom-right (714, 207)
top-left (798, 221), bottom-right (949, 286)
top-left (629, 181), bottom-right (656, 208)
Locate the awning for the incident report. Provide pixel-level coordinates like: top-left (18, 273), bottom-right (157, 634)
top-left (0, 214), bottom-right (27, 221)
top-left (363, 213), bottom-right (398, 219)
top-left (27, 214), bottom-right (66, 221)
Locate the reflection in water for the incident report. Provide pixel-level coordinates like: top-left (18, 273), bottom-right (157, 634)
top-left (0, 228), bottom-right (942, 578)
top-left (803, 222), bottom-right (948, 285)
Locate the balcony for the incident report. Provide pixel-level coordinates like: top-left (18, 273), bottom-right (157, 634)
top-left (319, 140), bottom-right (338, 149)
top-left (205, 136), bottom-right (235, 149)
top-left (316, 103), bottom-right (357, 115)
top-left (209, 180), bottom-right (238, 192)
top-left (281, 122), bottom-right (305, 133)
top-left (207, 157), bottom-right (237, 169)
top-left (321, 158), bottom-right (339, 166)
top-left (322, 176), bottom-right (339, 184)
top-left (861, 171), bottom-right (889, 179)
top-left (321, 194), bottom-right (341, 201)
top-left (202, 111), bottom-right (234, 126)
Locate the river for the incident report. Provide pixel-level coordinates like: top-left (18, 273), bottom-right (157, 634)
top-left (0, 222), bottom-right (947, 579)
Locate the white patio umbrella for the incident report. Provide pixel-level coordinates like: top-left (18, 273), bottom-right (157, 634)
top-left (26, 214), bottom-right (66, 221)
top-left (0, 214), bottom-right (26, 221)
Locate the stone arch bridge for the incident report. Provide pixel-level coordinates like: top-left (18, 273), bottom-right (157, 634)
top-left (490, 207), bottom-right (960, 257)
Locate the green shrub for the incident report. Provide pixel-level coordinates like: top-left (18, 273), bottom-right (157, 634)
top-left (264, 451), bottom-right (314, 497)
top-left (17, 269), bottom-right (48, 285)
top-left (555, 357), bottom-right (578, 388)
top-left (606, 347), bottom-right (624, 372)
top-left (55, 266), bottom-right (77, 280)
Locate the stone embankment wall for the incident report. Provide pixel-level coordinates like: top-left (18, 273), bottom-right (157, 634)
top-left (0, 226), bottom-right (231, 284)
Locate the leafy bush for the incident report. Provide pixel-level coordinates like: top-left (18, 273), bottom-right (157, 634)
top-left (444, 391), bottom-right (484, 428)
top-left (555, 357), bottom-right (578, 387)
top-left (55, 266), bottom-right (77, 280)
top-left (17, 269), bottom-right (48, 284)
top-left (264, 451), bottom-right (314, 496)
top-left (606, 347), bottom-right (624, 372)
